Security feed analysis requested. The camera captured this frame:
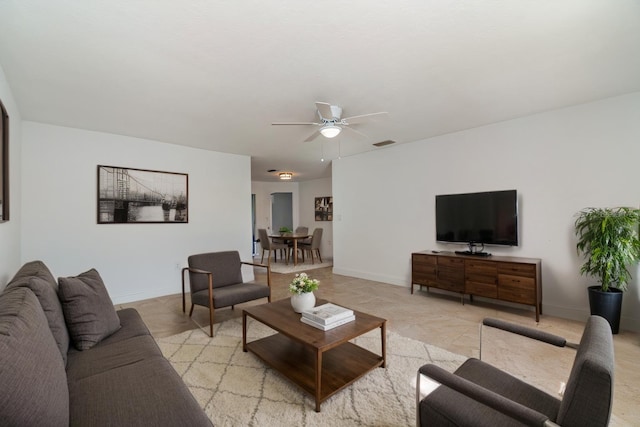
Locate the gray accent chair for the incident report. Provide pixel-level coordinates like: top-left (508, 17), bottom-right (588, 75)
top-left (258, 228), bottom-right (289, 264)
top-left (299, 227), bottom-right (323, 264)
top-left (416, 315), bottom-right (614, 426)
top-left (182, 251), bottom-right (271, 336)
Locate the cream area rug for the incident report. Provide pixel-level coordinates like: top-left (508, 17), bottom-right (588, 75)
top-left (156, 317), bottom-right (465, 426)
top-left (256, 257), bottom-right (333, 274)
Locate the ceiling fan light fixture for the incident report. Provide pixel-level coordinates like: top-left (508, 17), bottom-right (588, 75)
top-left (279, 172), bottom-right (292, 180)
top-left (320, 125), bottom-right (341, 138)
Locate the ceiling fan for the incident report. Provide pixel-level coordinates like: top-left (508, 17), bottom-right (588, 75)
top-left (272, 102), bottom-right (387, 142)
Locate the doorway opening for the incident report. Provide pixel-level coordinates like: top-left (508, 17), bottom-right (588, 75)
top-left (271, 192), bottom-right (293, 232)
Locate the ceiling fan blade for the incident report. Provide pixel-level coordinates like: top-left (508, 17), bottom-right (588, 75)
top-left (315, 102), bottom-right (334, 119)
top-left (342, 111), bottom-right (388, 124)
top-left (343, 126), bottom-right (369, 139)
top-left (304, 130), bottom-right (321, 142)
top-left (272, 122), bottom-right (320, 126)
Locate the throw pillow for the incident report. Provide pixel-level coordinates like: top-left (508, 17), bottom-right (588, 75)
top-left (58, 268), bottom-right (121, 350)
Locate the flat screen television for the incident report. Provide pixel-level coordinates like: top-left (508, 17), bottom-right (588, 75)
top-left (435, 190), bottom-right (518, 253)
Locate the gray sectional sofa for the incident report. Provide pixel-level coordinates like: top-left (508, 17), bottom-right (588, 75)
top-left (0, 261), bottom-right (211, 426)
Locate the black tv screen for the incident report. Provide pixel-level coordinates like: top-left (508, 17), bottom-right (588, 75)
top-left (436, 190), bottom-right (518, 246)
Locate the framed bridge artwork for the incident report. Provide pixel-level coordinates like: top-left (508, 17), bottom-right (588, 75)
top-left (97, 165), bottom-right (188, 224)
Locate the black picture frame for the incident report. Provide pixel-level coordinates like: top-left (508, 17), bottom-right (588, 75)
top-left (97, 165), bottom-right (188, 224)
top-left (0, 98), bottom-right (8, 222)
top-left (315, 196), bottom-right (333, 221)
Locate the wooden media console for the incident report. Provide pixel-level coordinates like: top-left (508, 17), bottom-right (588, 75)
top-left (411, 251), bottom-right (542, 321)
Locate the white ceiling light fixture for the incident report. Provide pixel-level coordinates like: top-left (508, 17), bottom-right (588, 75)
top-left (279, 172), bottom-right (292, 180)
top-left (319, 124), bottom-right (341, 138)
top-left (272, 101), bottom-right (387, 142)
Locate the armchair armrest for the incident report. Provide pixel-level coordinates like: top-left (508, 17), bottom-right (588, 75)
top-left (183, 267), bottom-right (212, 276)
top-left (418, 364), bottom-right (557, 427)
top-left (241, 261), bottom-right (270, 270)
top-left (241, 261), bottom-right (271, 288)
top-left (181, 267), bottom-right (213, 313)
top-left (482, 318), bottom-right (577, 348)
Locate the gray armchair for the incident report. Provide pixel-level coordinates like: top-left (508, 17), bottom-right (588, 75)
top-left (181, 251), bottom-right (271, 337)
top-left (416, 315), bottom-right (614, 426)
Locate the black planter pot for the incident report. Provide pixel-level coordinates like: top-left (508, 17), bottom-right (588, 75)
top-left (588, 286), bottom-right (623, 334)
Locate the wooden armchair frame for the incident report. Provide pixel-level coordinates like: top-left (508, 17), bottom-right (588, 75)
top-left (182, 260), bottom-right (271, 337)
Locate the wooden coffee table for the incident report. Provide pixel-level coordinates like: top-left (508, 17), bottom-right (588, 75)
top-left (242, 298), bottom-right (386, 412)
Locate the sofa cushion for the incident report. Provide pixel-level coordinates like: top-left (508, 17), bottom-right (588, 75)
top-left (67, 334), bottom-right (163, 382)
top-left (68, 356), bottom-right (212, 426)
top-left (7, 275), bottom-right (70, 366)
top-left (67, 308), bottom-right (156, 381)
top-left (0, 286), bottom-right (69, 426)
top-left (58, 268), bottom-right (121, 350)
top-left (93, 307), bottom-right (152, 347)
top-left (7, 260), bottom-right (58, 288)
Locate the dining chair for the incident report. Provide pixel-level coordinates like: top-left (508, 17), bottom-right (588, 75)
top-left (299, 227), bottom-right (323, 264)
top-left (258, 228), bottom-right (289, 264)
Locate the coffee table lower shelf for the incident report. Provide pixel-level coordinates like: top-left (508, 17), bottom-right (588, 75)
top-left (245, 333), bottom-right (384, 411)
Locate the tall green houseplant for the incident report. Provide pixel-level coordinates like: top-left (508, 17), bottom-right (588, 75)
top-left (575, 207), bottom-right (640, 291)
top-left (575, 206), bottom-right (640, 333)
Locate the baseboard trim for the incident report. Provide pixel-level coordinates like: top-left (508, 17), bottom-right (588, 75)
top-left (332, 267), bottom-right (407, 287)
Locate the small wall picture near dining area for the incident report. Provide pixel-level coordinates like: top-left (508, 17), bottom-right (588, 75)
top-left (315, 196), bottom-right (333, 221)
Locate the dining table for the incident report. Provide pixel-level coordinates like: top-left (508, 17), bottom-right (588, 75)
top-left (269, 233), bottom-right (310, 266)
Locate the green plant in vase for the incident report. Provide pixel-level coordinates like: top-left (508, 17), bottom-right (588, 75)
top-left (289, 273), bottom-right (319, 313)
top-left (279, 226), bottom-right (292, 235)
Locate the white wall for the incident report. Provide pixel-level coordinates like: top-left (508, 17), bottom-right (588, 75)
top-left (21, 122), bottom-right (253, 304)
top-left (0, 65), bottom-right (22, 287)
top-left (333, 92), bottom-right (640, 331)
top-left (299, 177), bottom-right (333, 259)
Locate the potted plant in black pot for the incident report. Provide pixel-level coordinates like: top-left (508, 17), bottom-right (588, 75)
top-left (575, 206), bottom-right (640, 333)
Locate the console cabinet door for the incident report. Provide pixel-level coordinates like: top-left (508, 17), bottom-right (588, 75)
top-left (498, 263), bottom-right (537, 304)
top-left (437, 257), bottom-right (465, 292)
top-left (465, 260), bottom-right (498, 298)
top-left (412, 254), bottom-right (437, 286)
top-left (498, 274), bottom-right (536, 304)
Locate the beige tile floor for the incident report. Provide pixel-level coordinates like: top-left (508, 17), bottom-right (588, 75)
top-left (120, 266), bottom-right (639, 425)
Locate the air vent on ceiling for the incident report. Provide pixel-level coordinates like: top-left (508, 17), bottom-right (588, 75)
top-left (372, 140), bottom-right (396, 147)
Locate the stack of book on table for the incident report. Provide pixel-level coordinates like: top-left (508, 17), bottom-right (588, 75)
top-left (300, 303), bottom-right (355, 331)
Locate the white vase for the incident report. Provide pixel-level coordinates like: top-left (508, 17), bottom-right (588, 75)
top-left (291, 292), bottom-right (316, 313)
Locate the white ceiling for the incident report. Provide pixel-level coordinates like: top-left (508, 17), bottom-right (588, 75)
top-left (1, 1), bottom-right (639, 182)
